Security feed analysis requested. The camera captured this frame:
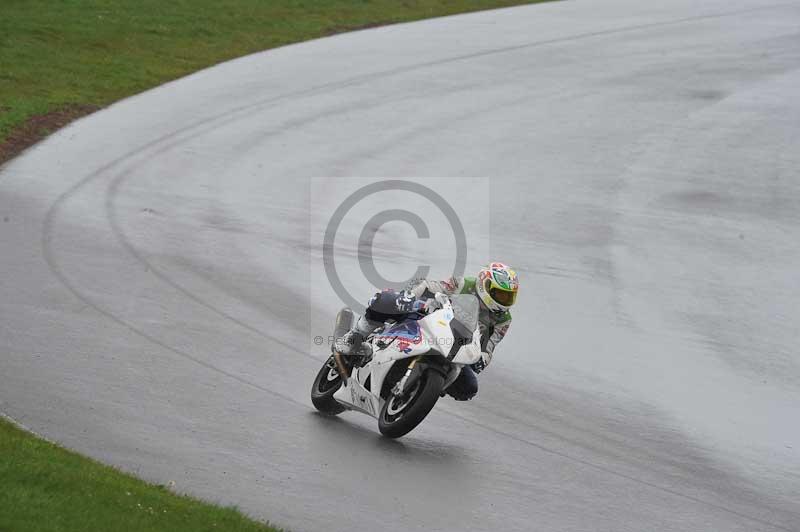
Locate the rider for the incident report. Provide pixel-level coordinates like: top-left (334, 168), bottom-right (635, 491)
top-left (336, 262), bottom-right (519, 401)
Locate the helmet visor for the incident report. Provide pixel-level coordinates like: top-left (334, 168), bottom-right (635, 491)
top-left (487, 284), bottom-right (517, 307)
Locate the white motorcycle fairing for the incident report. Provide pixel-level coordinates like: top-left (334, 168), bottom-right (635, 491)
top-left (332, 295), bottom-right (482, 419)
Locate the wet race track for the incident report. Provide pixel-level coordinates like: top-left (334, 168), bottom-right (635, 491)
top-left (1, 0), bottom-right (800, 530)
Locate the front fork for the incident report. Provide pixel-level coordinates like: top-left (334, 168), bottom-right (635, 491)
top-left (333, 352), bottom-right (350, 384)
top-left (391, 356), bottom-right (423, 398)
top-left (331, 307), bottom-right (357, 384)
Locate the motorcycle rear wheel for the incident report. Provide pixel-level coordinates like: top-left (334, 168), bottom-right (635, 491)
top-left (311, 356), bottom-right (346, 415)
top-left (378, 369), bottom-right (444, 438)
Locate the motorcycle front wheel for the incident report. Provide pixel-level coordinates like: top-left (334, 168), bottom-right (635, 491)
top-left (310, 356), bottom-right (346, 415)
top-left (378, 369), bottom-right (444, 438)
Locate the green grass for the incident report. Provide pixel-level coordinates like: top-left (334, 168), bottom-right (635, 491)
top-left (0, 0), bottom-right (547, 156)
top-left (0, 417), bottom-right (281, 532)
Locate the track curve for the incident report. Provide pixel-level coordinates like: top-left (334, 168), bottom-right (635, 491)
top-left (2, 1), bottom-right (799, 530)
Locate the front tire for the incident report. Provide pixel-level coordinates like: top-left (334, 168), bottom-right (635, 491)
top-left (311, 356), bottom-right (346, 415)
top-left (378, 369), bottom-right (444, 438)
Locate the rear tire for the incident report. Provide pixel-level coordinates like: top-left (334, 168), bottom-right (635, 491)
top-left (378, 369), bottom-right (444, 438)
top-left (311, 356), bottom-right (346, 415)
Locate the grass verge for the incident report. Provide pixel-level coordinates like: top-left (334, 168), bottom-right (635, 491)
top-left (0, 0), bottom-right (548, 165)
top-left (0, 416), bottom-right (281, 532)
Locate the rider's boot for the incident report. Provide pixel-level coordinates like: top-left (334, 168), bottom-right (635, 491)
top-left (333, 316), bottom-right (379, 379)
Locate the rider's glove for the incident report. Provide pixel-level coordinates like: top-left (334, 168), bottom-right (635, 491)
top-left (424, 297), bottom-right (439, 312)
top-left (471, 351), bottom-right (492, 374)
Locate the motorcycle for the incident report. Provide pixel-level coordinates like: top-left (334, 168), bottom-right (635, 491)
top-left (311, 292), bottom-right (482, 438)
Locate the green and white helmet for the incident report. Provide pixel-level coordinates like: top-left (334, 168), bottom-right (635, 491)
top-left (476, 262), bottom-right (520, 313)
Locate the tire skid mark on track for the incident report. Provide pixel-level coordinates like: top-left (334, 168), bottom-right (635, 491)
top-left (105, 167), bottom-right (311, 361)
top-left (41, 230), bottom-right (313, 414)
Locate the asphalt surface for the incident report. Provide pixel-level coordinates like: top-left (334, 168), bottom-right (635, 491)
top-left (2, 0), bottom-right (800, 530)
